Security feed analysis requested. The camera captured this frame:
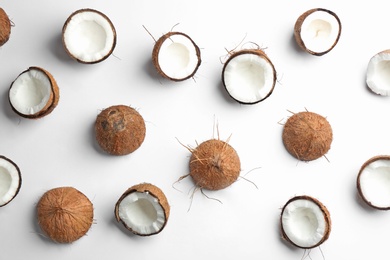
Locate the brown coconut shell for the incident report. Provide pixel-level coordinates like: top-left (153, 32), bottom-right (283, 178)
top-left (37, 187), bottom-right (94, 243)
top-left (280, 195), bottom-right (331, 249)
top-left (115, 183), bottom-right (170, 236)
top-left (152, 31), bottom-right (201, 81)
top-left (95, 105), bottom-right (146, 155)
top-left (357, 155), bottom-right (390, 210)
top-left (294, 8), bottom-right (341, 56)
top-left (9, 66), bottom-right (60, 119)
top-left (282, 111), bottom-right (332, 161)
top-left (0, 8), bottom-right (11, 47)
top-left (189, 139), bottom-right (241, 190)
top-left (222, 48), bottom-right (277, 104)
top-left (62, 8), bottom-right (117, 64)
top-left (0, 155), bottom-right (21, 207)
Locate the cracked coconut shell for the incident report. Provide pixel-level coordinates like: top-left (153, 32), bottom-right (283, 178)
top-left (0, 8), bottom-right (11, 47)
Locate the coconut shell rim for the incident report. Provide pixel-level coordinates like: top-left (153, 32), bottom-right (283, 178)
top-left (0, 155), bottom-right (22, 207)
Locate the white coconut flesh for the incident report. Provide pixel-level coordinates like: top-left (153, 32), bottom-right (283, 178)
top-left (359, 159), bottom-right (390, 208)
top-left (223, 53), bottom-right (275, 103)
top-left (63, 10), bottom-right (115, 63)
top-left (157, 34), bottom-right (199, 80)
top-left (0, 158), bottom-right (20, 206)
top-left (281, 199), bottom-right (327, 248)
top-left (117, 191), bottom-right (166, 235)
top-left (300, 11), bottom-right (340, 54)
top-left (9, 69), bottom-right (51, 115)
top-left (366, 51), bottom-right (390, 96)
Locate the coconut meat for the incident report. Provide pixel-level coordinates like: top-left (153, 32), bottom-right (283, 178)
top-left (282, 199), bottom-right (326, 248)
top-left (0, 158), bottom-right (20, 206)
top-left (63, 11), bottom-right (115, 62)
top-left (300, 10), bottom-right (340, 54)
top-left (157, 34), bottom-right (199, 80)
top-left (223, 53), bottom-right (274, 103)
top-left (366, 52), bottom-right (390, 96)
top-left (359, 159), bottom-right (390, 208)
top-left (9, 69), bottom-right (51, 115)
top-left (117, 191), bottom-right (166, 235)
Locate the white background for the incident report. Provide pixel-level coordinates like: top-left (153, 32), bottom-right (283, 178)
top-left (1, 0), bottom-right (390, 259)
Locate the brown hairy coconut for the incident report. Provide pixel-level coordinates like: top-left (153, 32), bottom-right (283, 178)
top-left (37, 187), bottom-right (94, 243)
top-left (282, 111), bottom-right (332, 161)
top-left (115, 183), bottom-right (170, 236)
top-left (95, 105), bottom-right (146, 155)
top-left (0, 155), bottom-right (21, 207)
top-left (0, 8), bottom-right (11, 47)
top-left (280, 195), bottom-right (331, 249)
top-left (152, 31), bottom-right (201, 81)
top-left (8, 67), bottom-right (60, 119)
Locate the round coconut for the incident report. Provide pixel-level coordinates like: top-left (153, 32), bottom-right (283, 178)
top-left (115, 183), bottom-right (170, 236)
top-left (95, 105), bottom-right (146, 155)
top-left (0, 155), bottom-right (21, 207)
top-left (282, 111), bottom-right (332, 161)
top-left (37, 187), bottom-right (94, 243)
top-left (8, 66), bottom-right (60, 119)
top-left (189, 139), bottom-right (241, 190)
top-left (0, 8), bottom-right (11, 47)
top-left (280, 195), bottom-right (331, 249)
top-left (152, 31), bottom-right (201, 81)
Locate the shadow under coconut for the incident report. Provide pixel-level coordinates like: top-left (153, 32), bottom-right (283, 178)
top-left (31, 202), bottom-right (57, 245)
top-left (111, 216), bottom-right (144, 240)
top-left (1, 88), bottom-right (20, 121)
top-left (289, 33), bottom-right (306, 55)
top-left (217, 79), bottom-right (242, 106)
top-left (48, 32), bottom-right (74, 63)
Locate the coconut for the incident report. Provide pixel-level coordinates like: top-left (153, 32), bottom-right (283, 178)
top-left (366, 50), bottom-right (390, 96)
top-left (280, 195), bottom-right (331, 249)
top-left (0, 156), bottom-right (21, 207)
top-left (8, 66), bottom-right (60, 119)
top-left (357, 155), bottom-right (390, 210)
top-left (152, 31), bottom-right (201, 81)
top-left (0, 8), bottom-right (11, 47)
top-left (95, 105), bottom-right (146, 155)
top-left (62, 8), bottom-right (116, 64)
top-left (115, 183), bottom-right (170, 236)
top-left (294, 8), bottom-right (341, 56)
top-left (37, 187), bottom-right (94, 243)
top-left (282, 111), bottom-right (332, 161)
top-left (222, 48), bottom-right (277, 104)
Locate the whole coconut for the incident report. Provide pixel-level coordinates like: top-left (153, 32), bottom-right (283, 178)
top-left (0, 8), bottom-right (11, 47)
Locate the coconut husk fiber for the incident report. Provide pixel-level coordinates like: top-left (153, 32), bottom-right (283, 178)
top-left (0, 8), bottom-right (11, 47)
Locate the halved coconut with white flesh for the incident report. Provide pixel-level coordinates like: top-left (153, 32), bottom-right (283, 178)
top-left (294, 8), bottom-right (341, 56)
top-left (222, 49), bottom-right (277, 104)
top-left (0, 8), bottom-right (11, 47)
top-left (152, 32), bottom-right (201, 81)
top-left (9, 67), bottom-right (60, 119)
top-left (366, 50), bottom-right (390, 96)
top-left (0, 156), bottom-right (21, 207)
top-left (357, 155), bottom-right (390, 210)
top-left (115, 183), bottom-right (170, 236)
top-left (281, 195), bottom-right (331, 249)
top-left (62, 8), bottom-right (116, 64)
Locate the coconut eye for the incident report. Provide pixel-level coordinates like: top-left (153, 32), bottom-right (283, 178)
top-left (0, 156), bottom-right (21, 207)
top-left (0, 8), bottom-right (11, 47)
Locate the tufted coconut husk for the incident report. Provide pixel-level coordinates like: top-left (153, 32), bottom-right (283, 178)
top-left (282, 111), bottom-right (332, 161)
top-left (115, 183), bottom-right (170, 236)
top-left (95, 105), bottom-right (146, 155)
top-left (0, 8), bottom-right (11, 47)
top-left (37, 187), bottom-right (94, 243)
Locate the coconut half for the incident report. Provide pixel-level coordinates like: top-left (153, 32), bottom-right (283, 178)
top-left (115, 183), bottom-right (170, 236)
top-left (9, 67), bottom-right (60, 119)
top-left (357, 155), bottom-right (390, 210)
top-left (222, 49), bottom-right (276, 104)
top-left (294, 8), bottom-right (341, 56)
top-left (282, 111), bottom-right (332, 161)
top-left (152, 32), bottom-right (201, 81)
top-left (62, 8), bottom-right (116, 64)
top-left (37, 187), bottom-right (94, 243)
top-left (0, 156), bottom-right (21, 207)
top-left (366, 50), bottom-right (390, 96)
top-left (281, 195), bottom-right (331, 249)
top-left (0, 8), bottom-right (11, 47)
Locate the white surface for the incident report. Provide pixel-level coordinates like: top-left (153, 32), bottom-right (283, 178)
top-left (1, 0), bottom-right (390, 259)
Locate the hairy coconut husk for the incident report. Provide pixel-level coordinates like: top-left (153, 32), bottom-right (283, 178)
top-left (280, 195), bottom-right (331, 249)
top-left (189, 139), bottom-right (241, 190)
top-left (0, 155), bottom-right (21, 207)
top-left (37, 187), bottom-right (94, 243)
top-left (115, 183), bottom-right (170, 236)
top-left (0, 8), bottom-right (11, 47)
top-left (152, 31), bottom-right (201, 81)
top-left (95, 105), bottom-right (146, 155)
top-left (282, 111), bottom-right (332, 161)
